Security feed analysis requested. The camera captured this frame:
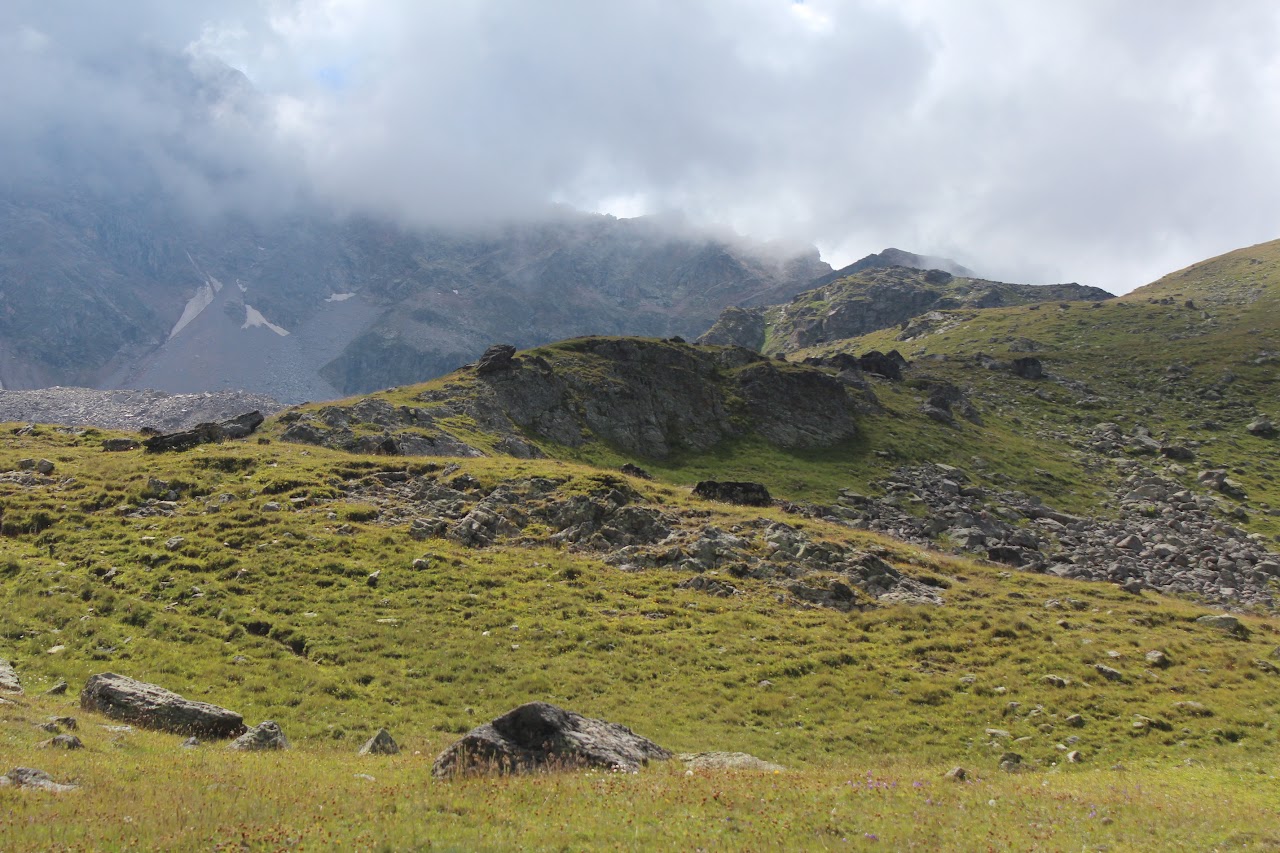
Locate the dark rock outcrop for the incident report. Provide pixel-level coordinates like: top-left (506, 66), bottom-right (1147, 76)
top-left (80, 673), bottom-right (245, 738)
top-left (620, 463), bottom-right (653, 480)
top-left (143, 411), bottom-right (264, 453)
top-left (432, 702), bottom-right (671, 777)
top-left (858, 351), bottom-right (905, 381)
top-left (1011, 357), bottom-right (1044, 380)
top-left (475, 344), bottom-right (518, 376)
top-left (283, 338), bottom-right (867, 461)
top-left (692, 481), bottom-right (773, 507)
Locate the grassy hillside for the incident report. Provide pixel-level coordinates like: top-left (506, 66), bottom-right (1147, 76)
top-left (2, 425), bottom-right (1280, 848)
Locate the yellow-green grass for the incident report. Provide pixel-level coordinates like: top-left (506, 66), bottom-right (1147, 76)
top-left (3, 714), bottom-right (1278, 851)
top-left (2, 428), bottom-right (1280, 848)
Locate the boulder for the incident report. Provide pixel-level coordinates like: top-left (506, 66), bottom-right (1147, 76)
top-left (359, 728), bottom-right (400, 756)
top-left (0, 767), bottom-right (78, 793)
top-left (37, 734), bottom-right (83, 750)
top-left (1011, 357), bottom-right (1043, 380)
top-left (858, 350), bottom-right (903, 381)
top-left (102, 438), bottom-right (140, 452)
top-left (1093, 664), bottom-right (1124, 682)
top-left (80, 673), bottom-right (245, 738)
top-left (620, 463), bottom-right (653, 480)
top-left (1196, 614), bottom-right (1249, 637)
top-left (692, 480), bottom-right (772, 507)
top-left (0, 659), bottom-right (21, 694)
top-left (1247, 419), bottom-right (1277, 437)
top-left (228, 720), bottom-right (290, 751)
top-left (475, 344), bottom-right (518, 376)
top-left (677, 752), bottom-right (784, 772)
top-left (432, 701), bottom-right (671, 777)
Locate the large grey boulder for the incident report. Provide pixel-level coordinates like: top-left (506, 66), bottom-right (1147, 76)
top-left (0, 659), bottom-right (21, 694)
top-left (79, 673), bottom-right (245, 738)
top-left (432, 702), bottom-right (671, 777)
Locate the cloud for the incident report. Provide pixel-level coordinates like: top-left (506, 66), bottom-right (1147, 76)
top-left (3, 0), bottom-right (1280, 291)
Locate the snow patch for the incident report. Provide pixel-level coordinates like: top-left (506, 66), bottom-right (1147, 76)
top-left (242, 305), bottom-right (290, 336)
top-left (169, 275), bottom-right (222, 340)
top-left (325, 292), bottom-right (356, 302)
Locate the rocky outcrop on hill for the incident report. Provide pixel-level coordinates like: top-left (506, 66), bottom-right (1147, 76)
top-left (340, 465), bottom-right (942, 610)
top-left (1, 161), bottom-right (828, 400)
top-left (80, 673), bottom-right (246, 738)
top-left (0, 388), bottom-right (283, 432)
top-left (698, 266), bottom-right (1113, 355)
top-left (281, 338), bottom-right (874, 461)
top-left (432, 702), bottom-right (671, 777)
top-left (142, 411), bottom-right (264, 452)
top-left (826, 462), bottom-right (1279, 609)
top-left (811, 248), bottom-right (978, 286)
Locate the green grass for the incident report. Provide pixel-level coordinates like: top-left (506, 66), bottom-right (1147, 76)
top-left (4, 721), bottom-right (1279, 850)
top-left (3, 428), bottom-right (1280, 848)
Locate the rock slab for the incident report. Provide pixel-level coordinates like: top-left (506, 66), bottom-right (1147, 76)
top-left (678, 752), bottom-right (784, 772)
top-left (432, 702), bottom-right (671, 777)
top-left (80, 673), bottom-right (245, 738)
top-left (0, 767), bottom-right (77, 793)
top-left (0, 659), bottom-right (21, 694)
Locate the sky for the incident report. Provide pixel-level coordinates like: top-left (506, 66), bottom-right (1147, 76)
top-left (3, 1), bottom-right (1280, 293)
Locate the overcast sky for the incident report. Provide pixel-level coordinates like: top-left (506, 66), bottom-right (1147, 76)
top-left (4, 1), bottom-right (1280, 292)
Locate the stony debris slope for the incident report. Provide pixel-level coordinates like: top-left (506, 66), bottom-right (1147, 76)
top-left (342, 462), bottom-right (943, 611)
top-left (0, 387), bottom-right (283, 432)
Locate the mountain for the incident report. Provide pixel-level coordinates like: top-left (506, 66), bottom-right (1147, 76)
top-left (0, 195), bottom-right (828, 402)
top-left (696, 265), bottom-right (1114, 353)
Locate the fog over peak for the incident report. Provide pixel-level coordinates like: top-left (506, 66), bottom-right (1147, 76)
top-left (4, 0), bottom-right (1280, 292)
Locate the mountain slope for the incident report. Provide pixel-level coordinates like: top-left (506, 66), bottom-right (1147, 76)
top-left (0, 194), bottom-right (828, 401)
